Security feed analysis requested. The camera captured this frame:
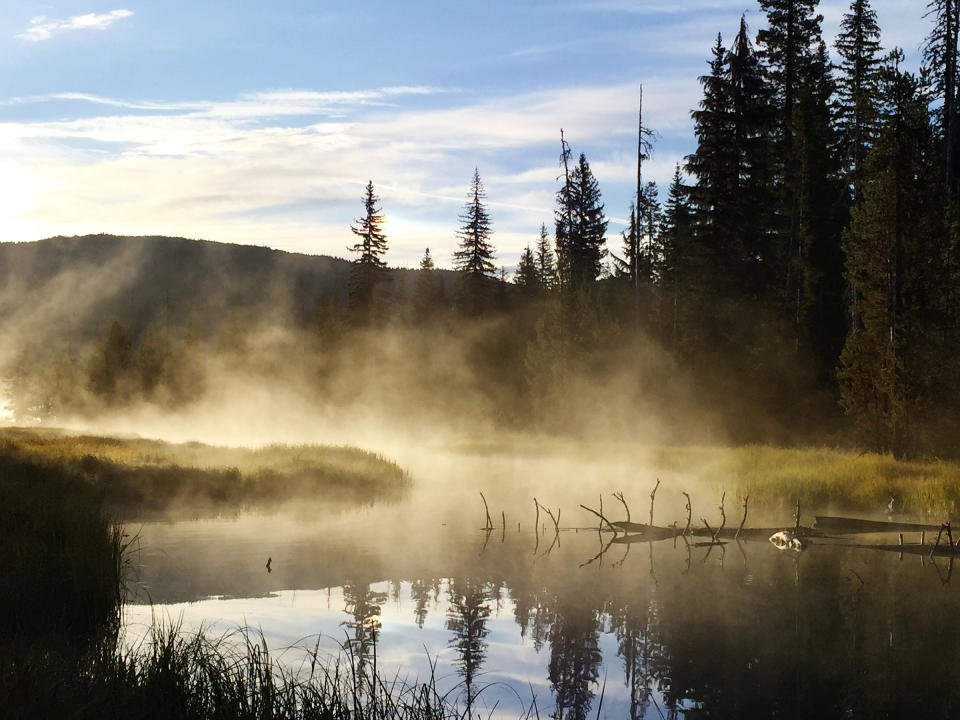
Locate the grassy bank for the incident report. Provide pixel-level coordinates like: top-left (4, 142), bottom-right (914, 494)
top-left (0, 430), bottom-right (438, 718)
top-left (649, 444), bottom-right (960, 519)
top-left (452, 436), bottom-right (960, 519)
top-left (0, 428), bottom-right (410, 518)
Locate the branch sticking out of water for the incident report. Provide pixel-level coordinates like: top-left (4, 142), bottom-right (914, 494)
top-left (682, 492), bottom-right (692, 535)
top-left (716, 491), bottom-right (726, 541)
top-left (735, 496), bottom-right (749, 541)
top-left (612, 491), bottom-right (630, 522)
top-left (479, 492), bottom-right (493, 531)
top-left (649, 478), bottom-right (660, 527)
top-left (579, 503), bottom-right (615, 531)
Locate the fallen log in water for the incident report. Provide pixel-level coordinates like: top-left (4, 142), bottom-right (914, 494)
top-left (609, 521), bottom-right (818, 542)
top-left (610, 527), bottom-right (683, 543)
top-left (815, 516), bottom-right (940, 534)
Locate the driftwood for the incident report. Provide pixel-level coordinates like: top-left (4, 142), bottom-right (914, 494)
top-left (611, 527), bottom-right (683, 544)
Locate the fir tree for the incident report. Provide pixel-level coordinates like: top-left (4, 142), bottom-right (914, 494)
top-left (557, 153), bottom-right (607, 291)
top-left (922, 0), bottom-right (960, 194)
top-left (726, 16), bottom-right (776, 299)
top-left (452, 169), bottom-right (496, 314)
top-left (834, 0), bottom-right (883, 203)
top-left (534, 223), bottom-right (557, 292)
top-left (414, 247), bottom-right (444, 316)
top-left (687, 34), bottom-right (735, 259)
top-left (793, 41), bottom-right (848, 377)
top-left (659, 165), bottom-right (697, 351)
top-left (613, 204), bottom-right (638, 280)
top-left (637, 181), bottom-right (661, 284)
top-left (347, 181), bottom-right (389, 316)
top-left (514, 245), bottom-right (539, 294)
top-left (757, 0), bottom-right (825, 310)
top-left (757, 0), bottom-right (824, 156)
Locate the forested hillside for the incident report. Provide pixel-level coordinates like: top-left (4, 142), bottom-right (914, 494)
top-left (4, 0), bottom-right (960, 458)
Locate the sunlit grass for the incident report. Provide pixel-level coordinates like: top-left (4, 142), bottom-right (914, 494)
top-left (448, 435), bottom-right (960, 519)
top-left (654, 444), bottom-right (960, 519)
top-left (0, 428), bottom-right (411, 517)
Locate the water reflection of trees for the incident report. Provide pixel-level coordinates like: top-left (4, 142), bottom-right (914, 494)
top-left (547, 595), bottom-right (602, 720)
top-left (386, 539), bottom-right (960, 718)
top-left (341, 581), bottom-right (388, 675)
top-left (446, 577), bottom-right (492, 712)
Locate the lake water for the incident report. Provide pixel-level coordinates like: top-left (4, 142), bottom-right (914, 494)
top-left (122, 446), bottom-right (960, 718)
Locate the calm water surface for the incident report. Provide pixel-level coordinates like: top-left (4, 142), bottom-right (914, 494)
top-left (123, 448), bottom-right (960, 718)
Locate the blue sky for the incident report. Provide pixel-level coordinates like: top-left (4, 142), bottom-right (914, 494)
top-left (0, 1), bottom-right (929, 268)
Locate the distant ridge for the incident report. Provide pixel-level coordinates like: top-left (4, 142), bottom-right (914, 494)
top-left (0, 234), bottom-right (452, 346)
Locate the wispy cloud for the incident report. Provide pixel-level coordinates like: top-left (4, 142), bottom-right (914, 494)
top-left (15, 9), bottom-right (133, 42)
top-left (566, 0), bottom-right (748, 14)
top-left (0, 80), bottom-right (696, 264)
top-left (1, 86), bottom-right (448, 119)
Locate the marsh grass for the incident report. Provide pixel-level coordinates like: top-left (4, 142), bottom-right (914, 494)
top-left (0, 428), bottom-right (410, 517)
top-left (0, 450), bottom-right (125, 652)
top-left (451, 436), bottom-right (960, 518)
top-left (5, 618), bottom-right (524, 720)
top-left (650, 444), bottom-right (960, 518)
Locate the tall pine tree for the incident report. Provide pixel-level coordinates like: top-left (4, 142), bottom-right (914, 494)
top-left (793, 41), bottom-right (848, 378)
top-left (556, 153), bottom-right (608, 292)
top-left (347, 181), bottom-right (389, 317)
top-left (453, 169), bottom-right (496, 314)
top-left (659, 165), bottom-right (697, 352)
top-left (757, 0), bottom-right (825, 312)
top-left (923, 0), bottom-right (960, 195)
top-left (834, 0), bottom-right (883, 204)
top-left (535, 223), bottom-right (558, 292)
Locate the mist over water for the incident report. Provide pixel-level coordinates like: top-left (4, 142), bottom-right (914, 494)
top-left (121, 446), bottom-right (960, 718)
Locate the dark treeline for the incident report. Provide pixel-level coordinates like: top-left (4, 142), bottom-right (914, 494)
top-left (6, 0), bottom-right (960, 457)
top-left (344, 0), bottom-right (960, 457)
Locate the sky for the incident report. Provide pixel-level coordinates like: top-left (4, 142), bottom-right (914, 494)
top-left (0, 1), bottom-right (931, 269)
